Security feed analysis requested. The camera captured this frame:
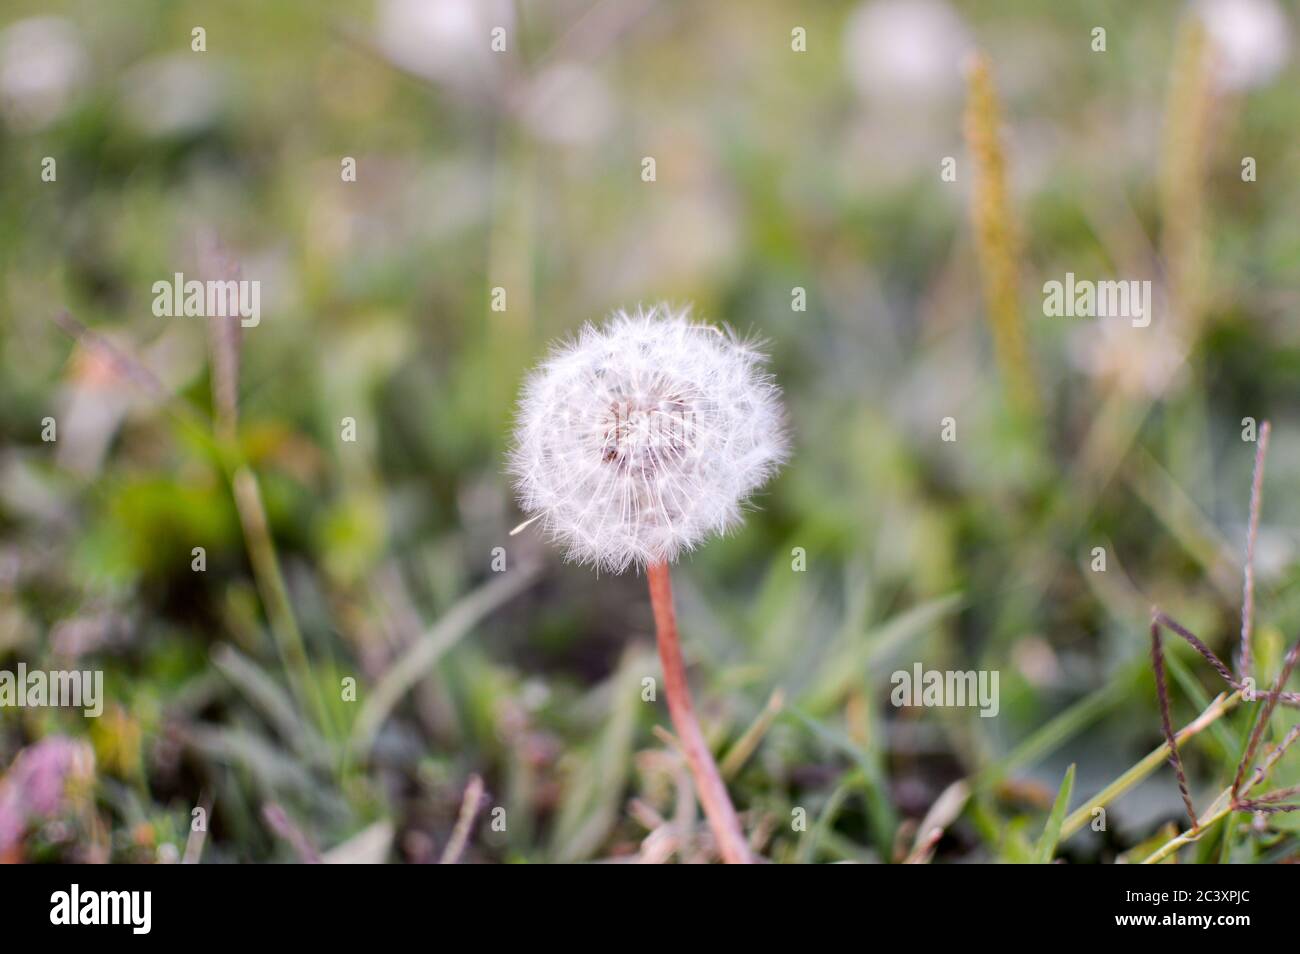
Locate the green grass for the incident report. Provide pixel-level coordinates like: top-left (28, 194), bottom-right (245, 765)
top-left (2, 0), bottom-right (1299, 863)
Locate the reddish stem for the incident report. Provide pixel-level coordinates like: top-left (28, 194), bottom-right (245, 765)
top-left (646, 561), bottom-right (752, 864)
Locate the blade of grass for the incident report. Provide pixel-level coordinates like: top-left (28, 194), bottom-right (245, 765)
top-left (1033, 763), bottom-right (1075, 863)
top-left (795, 774), bottom-right (858, 864)
top-left (788, 706), bottom-right (896, 859)
top-left (975, 660), bottom-right (1138, 791)
top-left (349, 561), bottom-right (541, 756)
top-left (230, 465), bottom-right (327, 734)
top-left (1059, 690), bottom-right (1240, 842)
top-left (1166, 652), bottom-right (1236, 756)
top-left (806, 591), bottom-right (963, 713)
top-left (720, 688), bottom-right (785, 780)
top-left (1124, 449), bottom-right (1238, 602)
top-left (912, 779), bottom-right (970, 856)
top-left (549, 647), bottom-right (646, 862)
top-left (1143, 787), bottom-right (1234, 864)
top-left (211, 644), bottom-right (327, 764)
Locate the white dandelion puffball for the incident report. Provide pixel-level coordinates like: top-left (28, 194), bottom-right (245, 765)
top-left (510, 305), bottom-right (788, 573)
top-left (843, 0), bottom-right (971, 103)
top-left (1195, 0), bottom-right (1292, 92)
top-left (0, 17), bottom-right (88, 132)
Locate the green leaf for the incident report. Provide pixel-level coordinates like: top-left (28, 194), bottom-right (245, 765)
top-left (348, 561), bottom-right (542, 756)
top-left (1034, 763), bottom-right (1075, 864)
top-left (788, 706), bottom-right (897, 860)
top-left (804, 591), bottom-right (964, 713)
top-left (976, 661), bottom-right (1136, 791)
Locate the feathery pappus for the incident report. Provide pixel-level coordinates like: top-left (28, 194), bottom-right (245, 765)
top-left (509, 304), bottom-right (788, 573)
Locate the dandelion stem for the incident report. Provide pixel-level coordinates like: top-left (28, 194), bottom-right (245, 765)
top-left (646, 561), bottom-right (752, 864)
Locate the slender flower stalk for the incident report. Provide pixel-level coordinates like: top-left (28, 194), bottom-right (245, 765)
top-left (1160, 19), bottom-right (1213, 334)
top-left (964, 53), bottom-right (1037, 416)
top-left (1150, 622), bottom-right (1197, 828)
top-left (1146, 420), bottom-right (1300, 847)
top-left (1237, 420), bottom-right (1271, 680)
top-left (647, 561), bottom-right (751, 863)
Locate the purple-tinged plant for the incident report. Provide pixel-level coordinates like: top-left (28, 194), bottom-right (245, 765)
top-left (1149, 421), bottom-right (1300, 830)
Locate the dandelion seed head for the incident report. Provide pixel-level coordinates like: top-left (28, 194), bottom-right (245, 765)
top-left (509, 304), bottom-right (788, 573)
top-left (1195, 0), bottom-right (1291, 92)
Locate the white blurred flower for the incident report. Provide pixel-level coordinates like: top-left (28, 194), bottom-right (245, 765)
top-left (1195, 0), bottom-right (1292, 91)
top-left (843, 0), bottom-right (972, 102)
top-left (520, 63), bottom-right (615, 145)
top-left (119, 55), bottom-right (226, 136)
top-left (375, 0), bottom-right (513, 88)
top-left (510, 305), bottom-right (788, 573)
top-left (1068, 317), bottom-right (1189, 399)
top-left (0, 17), bottom-right (87, 131)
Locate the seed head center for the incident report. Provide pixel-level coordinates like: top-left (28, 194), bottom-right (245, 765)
top-left (600, 399), bottom-right (696, 470)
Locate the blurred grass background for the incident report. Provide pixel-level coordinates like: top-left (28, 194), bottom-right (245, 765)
top-left (2, 0), bottom-right (1300, 863)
